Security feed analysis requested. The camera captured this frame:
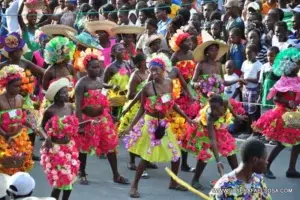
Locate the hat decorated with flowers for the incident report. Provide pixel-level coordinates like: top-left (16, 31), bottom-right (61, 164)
top-left (66, 31), bottom-right (103, 50)
top-left (146, 53), bottom-right (172, 71)
top-left (1, 32), bottom-right (25, 52)
top-left (0, 65), bottom-right (24, 89)
top-left (273, 48), bottom-right (300, 77)
top-left (169, 30), bottom-right (190, 52)
top-left (77, 48), bottom-right (104, 72)
top-left (44, 36), bottom-right (76, 64)
top-left (45, 77), bottom-right (70, 101)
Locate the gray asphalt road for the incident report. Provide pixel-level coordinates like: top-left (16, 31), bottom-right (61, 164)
top-left (30, 139), bottom-right (299, 200)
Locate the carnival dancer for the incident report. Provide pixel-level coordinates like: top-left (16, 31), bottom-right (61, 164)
top-left (0, 65), bottom-right (41, 175)
top-left (75, 48), bottom-right (129, 185)
top-left (40, 78), bottom-right (93, 200)
top-left (252, 48), bottom-right (300, 179)
top-left (122, 55), bottom-right (197, 198)
top-left (103, 43), bottom-right (132, 119)
top-left (0, 32), bottom-right (45, 161)
top-left (181, 94), bottom-right (246, 189)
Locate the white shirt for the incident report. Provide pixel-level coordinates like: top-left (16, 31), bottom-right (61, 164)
top-left (259, 62), bottom-right (272, 83)
top-left (6, 0), bottom-right (22, 33)
top-left (272, 35), bottom-right (293, 50)
top-left (224, 73), bottom-right (240, 100)
top-left (241, 60), bottom-right (262, 88)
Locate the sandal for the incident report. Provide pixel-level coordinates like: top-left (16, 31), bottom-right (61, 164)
top-left (286, 171), bottom-right (300, 178)
top-left (169, 184), bottom-right (188, 191)
top-left (191, 181), bottom-right (203, 190)
top-left (146, 163), bottom-right (158, 169)
top-left (141, 171), bottom-right (149, 179)
top-left (264, 169), bottom-right (276, 179)
top-left (79, 176), bottom-right (89, 185)
top-left (114, 176), bottom-right (130, 185)
top-left (127, 163), bottom-right (137, 171)
top-left (181, 166), bottom-right (196, 173)
top-left (129, 188), bottom-right (140, 198)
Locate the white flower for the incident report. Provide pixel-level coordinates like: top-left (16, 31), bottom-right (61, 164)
top-left (71, 159), bottom-right (78, 166)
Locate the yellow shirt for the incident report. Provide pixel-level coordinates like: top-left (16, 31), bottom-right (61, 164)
top-left (168, 4), bottom-right (180, 19)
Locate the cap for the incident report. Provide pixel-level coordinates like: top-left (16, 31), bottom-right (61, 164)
top-left (7, 172), bottom-right (35, 196)
top-left (247, 2), bottom-right (260, 12)
top-left (223, 0), bottom-right (239, 8)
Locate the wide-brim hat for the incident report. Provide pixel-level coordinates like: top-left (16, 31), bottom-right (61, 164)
top-left (0, 44), bottom-right (30, 59)
top-left (0, 173), bottom-right (10, 198)
top-left (40, 24), bottom-right (77, 38)
top-left (146, 34), bottom-right (163, 47)
top-left (192, 30), bottom-right (228, 62)
top-left (45, 78), bottom-right (70, 101)
top-left (85, 21), bottom-right (117, 37)
top-left (223, 0), bottom-right (239, 8)
top-left (66, 31), bottom-right (103, 50)
top-left (111, 25), bottom-right (146, 35)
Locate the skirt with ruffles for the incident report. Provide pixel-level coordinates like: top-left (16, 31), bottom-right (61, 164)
top-left (118, 101), bottom-right (140, 134)
top-left (74, 110), bottom-right (119, 156)
top-left (0, 129), bottom-right (33, 175)
top-left (252, 105), bottom-right (300, 146)
top-left (40, 140), bottom-right (79, 190)
top-left (181, 125), bottom-right (237, 162)
top-left (123, 114), bottom-right (181, 163)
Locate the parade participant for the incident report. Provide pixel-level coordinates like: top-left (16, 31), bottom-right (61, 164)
top-left (32, 31), bottom-right (49, 69)
top-left (85, 21), bottom-right (117, 67)
top-left (104, 43), bottom-right (132, 119)
top-left (122, 55), bottom-right (196, 198)
top-left (40, 24), bottom-right (77, 38)
top-left (182, 94), bottom-right (245, 189)
top-left (210, 139), bottom-right (271, 200)
top-left (40, 78), bottom-right (92, 200)
top-left (252, 48), bottom-right (300, 179)
top-left (75, 48), bottom-right (129, 185)
top-left (0, 65), bottom-right (40, 175)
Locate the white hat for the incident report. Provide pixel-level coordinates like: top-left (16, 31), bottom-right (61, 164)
top-left (247, 2), bottom-right (260, 12)
top-left (45, 78), bottom-right (70, 102)
top-left (7, 172), bottom-right (35, 196)
top-left (293, 5), bottom-right (300, 13)
top-left (0, 173), bottom-right (10, 198)
top-left (23, 197), bottom-right (56, 200)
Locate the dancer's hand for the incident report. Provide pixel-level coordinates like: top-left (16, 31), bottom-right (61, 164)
top-left (236, 115), bottom-right (247, 121)
top-left (187, 118), bottom-right (198, 127)
top-left (217, 162), bottom-right (224, 177)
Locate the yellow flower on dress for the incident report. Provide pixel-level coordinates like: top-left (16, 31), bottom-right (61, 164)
top-left (172, 79), bottom-right (181, 100)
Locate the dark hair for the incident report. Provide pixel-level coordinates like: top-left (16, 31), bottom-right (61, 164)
top-left (178, 8), bottom-right (191, 24)
top-left (240, 139), bottom-right (266, 163)
top-left (269, 8), bottom-right (283, 21)
top-left (208, 94), bottom-right (223, 105)
top-left (192, 13), bottom-right (204, 22)
top-left (229, 27), bottom-right (242, 37)
top-left (110, 43), bottom-right (122, 62)
top-left (295, 12), bottom-right (300, 20)
top-left (155, 3), bottom-right (171, 14)
top-left (133, 53), bottom-right (146, 66)
top-left (79, 3), bottom-right (91, 13)
top-left (204, 44), bottom-right (219, 56)
top-left (247, 28), bottom-right (261, 40)
top-left (170, 15), bottom-right (185, 30)
top-left (108, 11), bottom-right (118, 22)
top-left (136, 1), bottom-right (147, 10)
top-left (211, 20), bottom-right (222, 29)
top-left (87, 9), bottom-right (98, 18)
top-left (7, 77), bottom-right (21, 85)
top-left (145, 18), bottom-right (158, 29)
top-left (210, 10), bottom-right (222, 21)
top-left (246, 43), bottom-right (258, 53)
top-left (268, 46), bottom-right (280, 54)
top-left (247, 12), bottom-right (262, 22)
top-left (100, 3), bottom-right (115, 15)
top-left (204, 2), bottom-right (217, 10)
top-left (118, 5), bottom-right (130, 16)
top-left (275, 21), bottom-right (288, 31)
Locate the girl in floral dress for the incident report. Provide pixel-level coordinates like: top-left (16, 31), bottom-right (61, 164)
top-left (122, 55), bottom-right (196, 198)
top-left (40, 78), bottom-right (92, 200)
top-left (252, 48), bottom-right (300, 179)
top-left (75, 48), bottom-right (129, 185)
top-left (0, 65), bottom-right (41, 175)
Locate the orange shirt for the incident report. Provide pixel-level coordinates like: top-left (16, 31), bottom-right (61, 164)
top-left (262, 2), bottom-right (278, 15)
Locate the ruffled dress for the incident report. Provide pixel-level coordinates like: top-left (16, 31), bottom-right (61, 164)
top-left (181, 105), bottom-right (237, 162)
top-left (0, 109), bottom-right (33, 175)
top-left (252, 76), bottom-right (300, 146)
top-left (118, 81), bottom-right (146, 134)
top-left (123, 93), bottom-right (181, 163)
top-left (74, 89), bottom-right (119, 155)
top-left (40, 115), bottom-right (80, 190)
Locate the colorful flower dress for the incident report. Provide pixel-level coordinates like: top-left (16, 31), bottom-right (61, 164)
top-left (0, 109), bottom-right (33, 175)
top-left (123, 93), bottom-right (181, 163)
top-left (74, 89), bottom-right (119, 156)
top-left (40, 115), bottom-right (80, 190)
top-left (209, 170), bottom-right (272, 200)
top-left (252, 76), bottom-right (300, 146)
top-left (181, 104), bottom-right (237, 162)
top-left (118, 81), bottom-right (146, 134)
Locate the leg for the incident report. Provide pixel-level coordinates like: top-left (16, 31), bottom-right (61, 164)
top-left (191, 160), bottom-right (207, 189)
top-left (168, 159), bottom-right (187, 191)
top-left (78, 153), bottom-right (88, 185)
top-left (62, 190), bottom-right (72, 200)
top-left (29, 133), bottom-right (40, 161)
top-left (265, 142), bottom-right (285, 179)
top-left (286, 144), bottom-right (300, 178)
top-left (130, 159), bottom-right (147, 198)
top-left (128, 152), bottom-right (137, 170)
top-left (181, 150), bottom-right (195, 172)
top-left (227, 154), bottom-right (238, 170)
top-left (107, 152), bottom-right (129, 184)
top-left (51, 188), bottom-right (61, 200)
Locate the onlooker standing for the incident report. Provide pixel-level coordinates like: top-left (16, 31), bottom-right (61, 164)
top-left (272, 21), bottom-right (293, 50)
top-left (224, 60), bottom-right (241, 101)
top-left (155, 3), bottom-right (172, 37)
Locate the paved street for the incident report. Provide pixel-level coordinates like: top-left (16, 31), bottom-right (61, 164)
top-left (30, 139), bottom-right (299, 200)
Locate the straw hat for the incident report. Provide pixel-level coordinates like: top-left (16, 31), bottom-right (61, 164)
top-left (45, 78), bottom-right (70, 101)
top-left (40, 24), bottom-right (77, 38)
top-left (111, 25), bottom-right (146, 35)
top-left (66, 31), bottom-right (103, 50)
top-left (85, 21), bottom-right (117, 37)
top-left (192, 31), bottom-right (229, 62)
top-left (146, 34), bottom-right (163, 47)
top-left (0, 173), bottom-right (10, 198)
top-left (24, 0), bottom-right (45, 10)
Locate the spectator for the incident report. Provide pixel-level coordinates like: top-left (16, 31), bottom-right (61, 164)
top-left (177, 7), bottom-right (191, 25)
top-left (262, 0), bottom-right (278, 15)
top-left (210, 20), bottom-right (223, 40)
top-left (224, 60), bottom-right (241, 101)
top-left (155, 3), bottom-right (172, 36)
top-left (99, 3), bottom-right (115, 19)
top-left (202, 2), bottom-right (216, 30)
top-left (247, 28), bottom-right (269, 64)
top-left (117, 6), bottom-right (134, 25)
top-left (272, 21), bottom-right (293, 50)
top-left (228, 27), bottom-right (245, 75)
top-left (289, 12), bottom-right (300, 48)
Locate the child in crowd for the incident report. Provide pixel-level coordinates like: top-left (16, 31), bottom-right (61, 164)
top-left (210, 20), bottom-right (223, 40)
top-left (228, 28), bottom-right (245, 76)
top-left (240, 44), bottom-right (262, 138)
top-left (272, 21), bottom-right (293, 50)
top-left (224, 60), bottom-right (241, 101)
top-left (202, 3), bottom-right (216, 30)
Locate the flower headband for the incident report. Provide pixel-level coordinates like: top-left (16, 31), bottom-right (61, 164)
top-left (77, 48), bottom-right (104, 72)
top-left (1, 32), bottom-right (25, 52)
top-left (148, 58), bottom-right (166, 70)
top-left (273, 48), bottom-right (300, 77)
top-left (147, 52), bottom-right (172, 72)
top-left (169, 30), bottom-right (190, 52)
top-left (0, 65), bottom-right (24, 89)
top-left (44, 36), bottom-right (76, 64)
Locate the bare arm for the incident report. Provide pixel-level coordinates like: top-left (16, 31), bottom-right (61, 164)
top-left (18, 1), bottom-right (26, 31)
top-left (127, 72), bottom-right (139, 100)
top-left (170, 53), bottom-right (178, 66)
top-left (191, 62), bottom-right (202, 86)
top-left (23, 59), bottom-right (45, 77)
top-left (207, 116), bottom-right (220, 163)
top-left (75, 79), bottom-right (84, 123)
top-left (42, 67), bottom-right (52, 90)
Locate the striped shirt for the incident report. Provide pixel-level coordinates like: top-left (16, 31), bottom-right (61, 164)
top-left (256, 45), bottom-right (269, 65)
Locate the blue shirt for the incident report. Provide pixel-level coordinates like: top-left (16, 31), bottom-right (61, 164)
top-left (157, 18), bottom-right (171, 37)
top-left (230, 44), bottom-right (244, 70)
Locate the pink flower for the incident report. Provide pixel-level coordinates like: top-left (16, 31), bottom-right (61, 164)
top-left (119, 66), bottom-right (128, 75)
